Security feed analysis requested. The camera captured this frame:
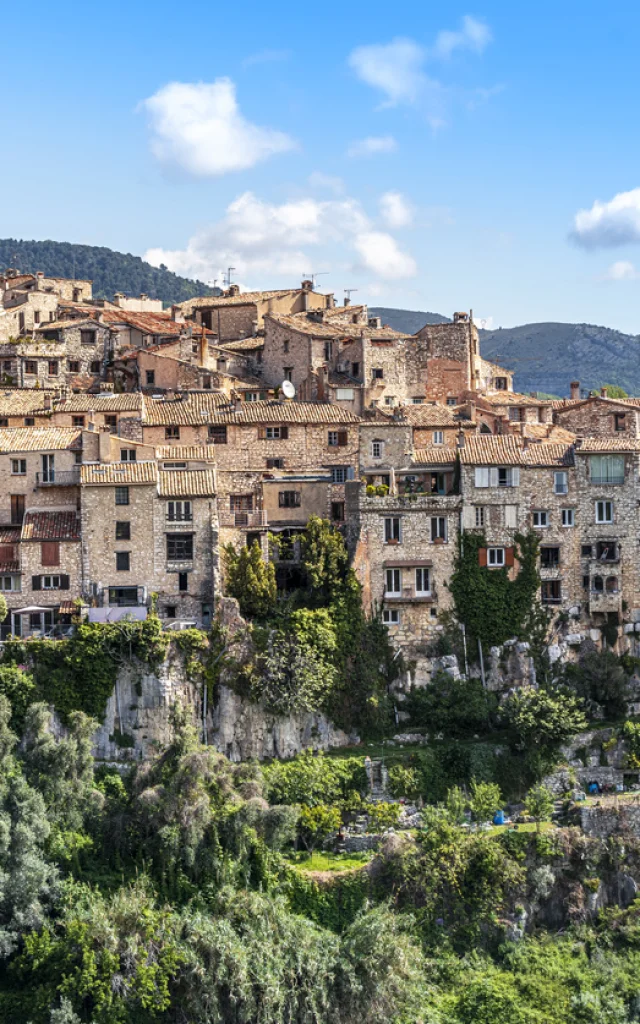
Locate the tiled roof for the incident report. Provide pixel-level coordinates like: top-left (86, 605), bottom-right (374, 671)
top-left (481, 391), bottom-right (550, 407)
top-left (0, 528), bottom-right (21, 544)
top-left (218, 338), bottom-right (265, 352)
top-left (266, 312), bottom-right (408, 340)
top-left (412, 446), bottom-right (458, 465)
top-left (554, 395), bottom-right (635, 413)
top-left (327, 371), bottom-right (363, 388)
top-left (156, 445), bottom-right (217, 461)
top-left (2, 274), bottom-right (34, 289)
top-left (54, 393), bottom-right (144, 413)
top-left (158, 469), bottom-right (216, 497)
top-left (459, 435), bottom-right (574, 466)
top-left (0, 561), bottom-right (19, 574)
top-left (35, 318), bottom-right (106, 331)
top-left (81, 461), bottom-right (158, 485)
top-left (576, 437), bottom-right (640, 453)
top-left (522, 423), bottom-right (577, 443)
top-left (178, 290), bottom-right (299, 310)
top-left (0, 427), bottom-right (83, 452)
top-left (205, 400), bottom-right (361, 425)
top-left (21, 510), bottom-right (80, 542)
top-left (398, 404), bottom-right (474, 427)
top-left (0, 390), bottom-right (56, 416)
top-left (141, 392), bottom-right (228, 426)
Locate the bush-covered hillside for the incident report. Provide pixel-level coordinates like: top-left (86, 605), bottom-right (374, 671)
top-left (0, 238), bottom-right (216, 305)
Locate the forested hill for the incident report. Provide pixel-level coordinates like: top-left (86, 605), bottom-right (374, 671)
top-left (0, 238), bottom-right (216, 305)
top-left (371, 306), bottom-right (640, 397)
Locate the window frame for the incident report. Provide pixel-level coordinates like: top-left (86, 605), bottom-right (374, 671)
top-left (595, 499), bottom-right (614, 524)
top-left (415, 566), bottom-right (431, 595)
top-left (561, 508), bottom-right (575, 527)
top-left (115, 551), bottom-right (131, 572)
top-left (488, 547), bottom-right (506, 567)
top-left (115, 486), bottom-right (130, 506)
top-left (166, 534), bottom-right (194, 561)
top-left (384, 517), bottom-right (401, 544)
top-left (385, 568), bottom-right (402, 594)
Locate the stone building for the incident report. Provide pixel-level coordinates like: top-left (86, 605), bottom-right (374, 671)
top-left (553, 390), bottom-right (640, 438)
top-left (0, 271), bottom-right (93, 341)
top-left (178, 282), bottom-right (332, 342)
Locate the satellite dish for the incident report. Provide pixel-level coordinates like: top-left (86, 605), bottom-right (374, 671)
top-left (281, 380), bottom-right (296, 399)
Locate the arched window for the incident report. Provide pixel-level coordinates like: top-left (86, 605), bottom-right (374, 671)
top-left (606, 576), bottom-right (619, 594)
top-left (592, 575), bottom-right (603, 593)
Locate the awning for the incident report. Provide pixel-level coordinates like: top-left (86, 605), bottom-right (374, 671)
top-left (59, 601), bottom-right (85, 616)
top-left (12, 606), bottom-right (51, 615)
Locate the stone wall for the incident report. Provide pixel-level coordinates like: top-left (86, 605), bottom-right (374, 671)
top-left (581, 802), bottom-right (640, 838)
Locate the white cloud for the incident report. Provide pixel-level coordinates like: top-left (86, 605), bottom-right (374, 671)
top-left (347, 135), bottom-right (397, 158)
top-left (433, 16), bottom-right (492, 59)
top-left (140, 79), bottom-right (296, 177)
top-left (604, 260), bottom-right (640, 281)
top-left (308, 172), bottom-right (345, 194)
top-left (348, 38), bottom-right (426, 106)
top-left (353, 231), bottom-right (417, 279)
top-left (379, 191), bottom-right (413, 227)
top-left (144, 190), bottom-right (416, 285)
top-left (571, 188), bottom-right (640, 249)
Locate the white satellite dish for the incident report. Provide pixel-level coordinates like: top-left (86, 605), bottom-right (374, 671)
top-left (281, 380), bottom-right (296, 399)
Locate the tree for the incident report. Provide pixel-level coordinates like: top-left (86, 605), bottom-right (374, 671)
top-left (564, 651), bottom-right (629, 719)
top-left (502, 686), bottom-right (587, 753)
top-left (445, 785), bottom-right (468, 824)
top-left (300, 516), bottom-right (350, 604)
top-left (255, 629), bottom-right (337, 714)
top-left (470, 780), bottom-right (502, 824)
top-left (601, 384), bottom-right (628, 399)
top-left (223, 541), bottom-right (277, 619)
top-left (406, 671), bottom-right (496, 738)
top-left (526, 783), bottom-right (554, 832)
top-left (298, 803), bottom-right (342, 851)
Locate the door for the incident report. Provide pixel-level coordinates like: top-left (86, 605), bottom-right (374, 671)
top-left (10, 495), bottom-right (25, 524)
top-left (41, 454), bottom-right (55, 483)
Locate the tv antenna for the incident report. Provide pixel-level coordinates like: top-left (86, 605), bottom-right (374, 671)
top-left (303, 272), bottom-right (329, 289)
top-left (226, 267), bottom-right (236, 288)
top-left (344, 288), bottom-right (358, 300)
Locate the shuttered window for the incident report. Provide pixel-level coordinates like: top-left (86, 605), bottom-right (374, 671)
top-left (41, 542), bottom-right (60, 566)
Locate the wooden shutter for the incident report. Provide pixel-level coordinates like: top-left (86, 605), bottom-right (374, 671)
top-left (504, 547), bottom-right (515, 567)
top-left (462, 505), bottom-right (475, 529)
top-left (60, 575), bottom-right (70, 590)
top-left (257, 427), bottom-right (266, 439)
top-left (510, 467), bottom-right (520, 486)
top-left (478, 547), bottom-right (488, 567)
top-left (41, 542), bottom-right (60, 567)
top-left (280, 425), bottom-right (289, 440)
top-left (0, 545), bottom-right (14, 562)
top-left (337, 430), bottom-right (348, 447)
top-left (489, 467), bottom-right (500, 487)
top-left (475, 467), bottom-right (489, 488)
top-left (32, 575), bottom-right (42, 591)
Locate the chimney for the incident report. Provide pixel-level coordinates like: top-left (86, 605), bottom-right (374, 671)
top-left (368, 317), bottom-right (382, 330)
top-left (456, 429), bottom-right (465, 449)
top-left (43, 394), bottom-right (52, 411)
top-left (227, 284), bottom-right (240, 297)
top-left (35, 271), bottom-right (44, 290)
top-left (99, 427), bottom-right (112, 463)
top-left (570, 380), bottom-right (580, 400)
top-left (301, 279), bottom-right (313, 292)
top-left (199, 326), bottom-right (208, 367)
top-left (600, 387), bottom-right (608, 398)
top-left (344, 296), bottom-right (351, 307)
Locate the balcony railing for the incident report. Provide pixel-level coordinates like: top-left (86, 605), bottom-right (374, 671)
top-left (219, 510), bottom-right (268, 529)
top-left (35, 469), bottom-right (80, 487)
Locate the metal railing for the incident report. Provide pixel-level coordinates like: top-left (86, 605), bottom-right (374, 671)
top-left (35, 468), bottom-right (80, 487)
top-left (219, 510), bottom-right (268, 528)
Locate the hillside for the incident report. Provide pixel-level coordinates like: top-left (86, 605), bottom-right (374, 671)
top-left (371, 306), bottom-right (640, 397)
top-left (0, 238), bottom-right (216, 305)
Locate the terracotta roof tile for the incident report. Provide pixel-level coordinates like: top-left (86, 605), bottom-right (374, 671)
top-left (178, 289), bottom-right (300, 310)
top-left (81, 461), bottom-right (158, 485)
top-left (0, 561), bottom-right (19, 574)
top-left (142, 392), bottom-right (229, 426)
top-left (412, 446), bottom-right (458, 464)
top-left (0, 427), bottom-right (83, 452)
top-left (156, 445), bottom-right (217, 461)
top-left (266, 312), bottom-right (408, 341)
top-left (158, 469), bottom-right (216, 497)
top-left (21, 510), bottom-right (80, 541)
top-left (481, 391), bottom-right (550, 407)
top-left (397, 404), bottom-right (474, 427)
top-left (54, 393), bottom-right (144, 413)
top-left (459, 435), bottom-right (574, 466)
top-left (142, 396), bottom-right (360, 426)
top-left (0, 390), bottom-right (56, 417)
top-left (218, 338), bottom-right (265, 352)
top-left (0, 528), bottom-right (21, 544)
top-left (576, 437), bottom-right (640, 453)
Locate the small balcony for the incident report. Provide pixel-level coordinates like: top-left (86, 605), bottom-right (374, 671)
top-left (35, 469), bottom-right (80, 488)
top-left (384, 584), bottom-right (437, 603)
top-left (219, 510), bottom-right (268, 529)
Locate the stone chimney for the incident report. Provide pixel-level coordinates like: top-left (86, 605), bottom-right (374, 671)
top-left (301, 279), bottom-right (313, 292)
top-left (35, 271), bottom-right (45, 290)
top-left (456, 429), bottom-right (465, 448)
top-left (344, 296), bottom-right (351, 307)
top-left (171, 305), bottom-right (185, 323)
top-left (227, 284), bottom-right (240, 297)
top-left (43, 394), bottom-right (52, 411)
top-left (600, 387), bottom-right (608, 398)
top-left (99, 427), bottom-right (113, 463)
top-left (570, 380), bottom-right (580, 400)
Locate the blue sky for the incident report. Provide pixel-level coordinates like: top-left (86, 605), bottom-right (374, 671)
top-left (3, 0), bottom-right (640, 331)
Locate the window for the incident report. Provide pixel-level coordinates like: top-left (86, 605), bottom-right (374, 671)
top-left (596, 500), bottom-right (613, 524)
top-left (583, 575), bottom-right (590, 590)
top-left (509, 407), bottom-right (522, 422)
top-left (283, 367), bottom-right (293, 382)
top-left (208, 425), bottom-right (227, 444)
top-left (412, 397), bottom-right (424, 405)
top-left (80, 330), bottom-right (96, 345)
top-left (115, 487), bottom-right (129, 506)
top-left (385, 568), bottom-right (401, 594)
top-left (178, 572), bottom-right (188, 592)
top-left (384, 518), bottom-right (401, 543)
top-left (230, 495), bottom-right (253, 511)
top-left (384, 396), bottom-right (395, 407)
top-left (1, 362), bottom-right (10, 372)
top-left (323, 341), bottom-right (330, 360)
top-left (266, 458), bottom-right (284, 469)
top-left (34, 310), bottom-right (40, 324)
top-left (383, 609), bottom-right (400, 624)
top-left (597, 541), bottom-right (618, 562)
top-left (42, 575), bottom-right (61, 590)
top-left (582, 544), bottom-right (593, 557)
top-left (589, 454), bottom-right (624, 485)
top-left (10, 495), bottom-right (24, 524)
top-left (562, 508), bottom-right (575, 527)
top-left (431, 517), bottom-right (447, 542)
top-left (606, 576), bottom-right (619, 594)
top-left (146, 370), bottom-right (155, 386)
top-left (74, 450), bottom-right (82, 465)
top-left (446, 396), bottom-right (457, 406)
top-left (108, 587), bottom-right (138, 607)
top-left (540, 546), bottom-right (560, 569)
top-left (474, 466), bottom-right (520, 488)
top-left (278, 491), bottom-right (301, 508)
top-left (203, 377), bottom-right (212, 389)
top-left (554, 471), bottom-right (568, 495)
top-left (532, 510), bottom-right (549, 528)
top-left (0, 419), bottom-right (7, 427)
top-left (48, 360), bottom-right (58, 376)
top-left (216, 359), bottom-right (227, 372)
top-left (24, 417), bottom-right (34, 426)
top-left (167, 534), bottom-right (193, 560)
top-left (488, 547), bottom-right (505, 567)
top-left (105, 415), bottom-right (117, 432)
top-left (331, 466), bottom-right (348, 483)
top-left (371, 439), bottom-right (384, 459)
top-left (72, 415), bottom-right (85, 427)
top-left (433, 430), bottom-right (444, 445)
top-left (18, 313), bottom-right (25, 333)
top-left (372, 367), bottom-right (384, 379)
top-left (0, 577), bottom-right (18, 592)
top-left (163, 462), bottom-right (187, 470)
top-left (541, 580), bottom-right (562, 604)
top-left (352, 362), bottom-right (360, 377)
top-left (68, 360), bottom-right (80, 373)
top-left (165, 605), bottom-right (177, 618)
top-left (592, 575), bottom-right (604, 593)
top-left (475, 506), bottom-right (485, 528)
top-left (11, 459), bottom-right (26, 475)
top-left (165, 426), bottom-right (180, 440)
top-left (90, 361), bottom-right (101, 373)
top-left (120, 449), bottom-right (136, 462)
top-left (614, 413), bottom-right (626, 432)
top-left (116, 552), bottom-right (130, 571)
top-left (115, 521), bottom-right (130, 540)
top-left (25, 360), bottom-right (37, 375)
top-left (167, 500), bottom-right (192, 522)
top-left (41, 454), bottom-right (55, 483)
top-left (415, 566), bottom-right (431, 595)
top-left (494, 376), bottom-right (507, 390)
top-left (284, 340), bottom-right (290, 354)
top-left (41, 542), bottom-right (60, 566)
top-left (265, 426), bottom-right (288, 440)
top-left (331, 501), bottom-right (345, 521)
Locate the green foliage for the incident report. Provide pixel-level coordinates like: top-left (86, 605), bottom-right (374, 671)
top-left (405, 671), bottom-right (497, 737)
top-left (0, 238), bottom-right (216, 304)
top-left (525, 784), bottom-right (554, 831)
top-left (298, 804), bottom-right (342, 851)
top-left (502, 686), bottom-right (587, 756)
top-left (470, 780), bottom-right (503, 823)
top-left (300, 515), bottom-right (351, 605)
top-left (254, 614), bottom-right (339, 714)
top-left (0, 663), bottom-right (36, 732)
top-left (622, 720), bottom-right (640, 767)
top-left (450, 530), bottom-right (543, 653)
top-left (601, 383), bottom-right (628, 399)
top-left (223, 540), bottom-right (277, 619)
top-left (446, 785), bottom-right (468, 824)
top-left (387, 764), bottom-right (421, 801)
top-left (563, 651), bottom-right (629, 719)
top-left (262, 751), bottom-right (367, 809)
top-left (365, 801), bottom-right (400, 832)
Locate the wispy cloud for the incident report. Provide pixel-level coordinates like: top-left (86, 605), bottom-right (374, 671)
top-left (242, 49), bottom-right (290, 68)
top-left (432, 15), bottom-right (492, 59)
top-left (140, 79), bottom-right (296, 177)
top-left (347, 135), bottom-right (397, 158)
top-left (604, 260), bottom-right (640, 281)
top-left (379, 191), bottom-right (413, 228)
top-left (307, 172), bottom-right (345, 195)
top-left (571, 188), bottom-right (640, 249)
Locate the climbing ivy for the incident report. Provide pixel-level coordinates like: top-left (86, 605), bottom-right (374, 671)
top-left (449, 530), bottom-right (542, 653)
